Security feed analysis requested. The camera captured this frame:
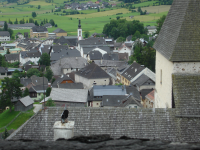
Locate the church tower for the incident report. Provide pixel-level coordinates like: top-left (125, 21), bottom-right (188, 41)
top-left (153, 0), bottom-right (200, 108)
top-left (77, 19), bottom-right (82, 41)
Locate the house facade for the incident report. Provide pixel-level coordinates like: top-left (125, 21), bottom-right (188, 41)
top-left (75, 63), bottom-right (110, 89)
top-left (0, 31), bottom-right (10, 41)
top-left (30, 26), bottom-right (48, 38)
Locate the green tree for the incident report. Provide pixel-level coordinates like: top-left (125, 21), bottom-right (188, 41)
top-left (26, 68), bottom-right (41, 78)
top-left (8, 19), bottom-right (13, 24)
top-left (46, 87), bottom-right (51, 97)
top-left (46, 98), bottom-right (55, 106)
top-left (49, 19), bottom-right (55, 26)
top-left (116, 36), bottom-right (125, 43)
top-left (84, 31), bottom-right (90, 38)
top-left (6, 49), bottom-right (10, 54)
top-left (34, 20), bottom-right (39, 26)
top-left (0, 77), bottom-right (22, 111)
top-left (2, 128), bottom-right (9, 139)
top-left (23, 88), bottom-right (29, 97)
top-left (32, 12), bottom-right (37, 18)
top-left (45, 66), bottom-right (53, 81)
top-left (29, 18), bottom-right (34, 23)
top-left (38, 5), bottom-right (41, 9)
top-left (0, 54), bottom-right (2, 66)
top-left (116, 16), bottom-right (120, 20)
top-left (7, 28), bottom-right (13, 39)
top-left (3, 21), bottom-right (8, 31)
top-left (156, 15), bottom-right (166, 34)
top-left (38, 53), bottom-right (50, 66)
top-left (14, 18), bottom-right (18, 24)
top-left (51, 78), bottom-right (55, 84)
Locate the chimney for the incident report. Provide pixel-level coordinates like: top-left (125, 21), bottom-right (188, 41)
top-left (53, 113), bottom-right (74, 141)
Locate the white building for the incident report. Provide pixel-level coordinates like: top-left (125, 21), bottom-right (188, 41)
top-left (0, 31), bottom-right (10, 41)
top-left (153, 1), bottom-right (200, 108)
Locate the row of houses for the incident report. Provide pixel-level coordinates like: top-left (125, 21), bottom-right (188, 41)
top-left (1, 20), bottom-right (155, 110)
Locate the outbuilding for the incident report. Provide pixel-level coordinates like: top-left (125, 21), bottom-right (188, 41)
top-left (15, 96), bottom-right (34, 111)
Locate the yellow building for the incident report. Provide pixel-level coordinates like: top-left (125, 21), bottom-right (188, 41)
top-left (30, 26), bottom-right (48, 38)
top-left (120, 62), bottom-right (145, 85)
top-left (53, 28), bottom-right (67, 37)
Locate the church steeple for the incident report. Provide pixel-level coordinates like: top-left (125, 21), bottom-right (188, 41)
top-left (77, 19), bottom-right (82, 41)
top-left (78, 19), bottom-right (81, 29)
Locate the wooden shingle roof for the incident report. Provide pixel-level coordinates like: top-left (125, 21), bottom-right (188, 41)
top-left (154, 0), bottom-right (200, 62)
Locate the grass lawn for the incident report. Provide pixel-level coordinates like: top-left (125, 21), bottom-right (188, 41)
top-left (0, 108), bottom-right (34, 133)
top-left (0, 108), bottom-right (20, 129)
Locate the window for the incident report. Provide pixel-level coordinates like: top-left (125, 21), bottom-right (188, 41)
top-left (134, 106), bottom-right (137, 108)
top-left (1, 73), bottom-right (5, 75)
top-left (96, 103), bottom-right (98, 105)
top-left (160, 69), bottom-right (162, 84)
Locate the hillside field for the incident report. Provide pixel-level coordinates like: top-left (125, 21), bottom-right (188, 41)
top-left (0, 0), bottom-right (171, 36)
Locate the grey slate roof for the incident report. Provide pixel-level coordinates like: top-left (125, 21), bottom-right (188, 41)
top-left (172, 73), bottom-right (200, 111)
top-left (5, 54), bottom-right (19, 61)
top-left (53, 28), bottom-right (67, 33)
top-left (44, 23), bottom-right (52, 27)
top-left (140, 89), bottom-right (154, 100)
top-left (26, 52), bottom-right (41, 58)
top-left (125, 85), bottom-right (141, 101)
top-left (119, 95), bottom-right (143, 108)
top-left (82, 46), bottom-right (110, 54)
top-left (30, 85), bottom-right (48, 92)
top-left (101, 95), bottom-right (128, 107)
top-left (94, 60), bottom-right (126, 68)
top-left (132, 74), bottom-right (150, 86)
top-left (51, 57), bottom-right (87, 76)
top-left (0, 67), bottom-right (7, 73)
top-left (126, 35), bottom-right (132, 41)
top-left (118, 53), bottom-right (129, 61)
top-left (88, 50), bottom-right (102, 60)
top-left (30, 75), bottom-right (48, 86)
top-left (41, 45), bottom-right (51, 54)
top-left (51, 75), bottom-right (73, 87)
top-left (154, 0), bottom-right (200, 61)
top-left (9, 107), bottom-right (200, 142)
top-left (93, 85), bottom-right (126, 96)
top-left (103, 53), bottom-right (119, 61)
top-left (50, 49), bottom-right (81, 61)
top-left (32, 26), bottom-right (48, 32)
top-left (40, 88), bottom-right (88, 103)
top-left (78, 37), bottom-right (106, 45)
top-left (20, 78), bottom-right (32, 87)
top-left (8, 23), bottom-right (35, 28)
top-left (0, 31), bottom-right (10, 36)
top-left (75, 63), bottom-right (110, 79)
top-left (19, 96), bottom-right (34, 107)
top-left (52, 45), bottom-right (68, 53)
top-left (58, 83), bottom-right (84, 89)
top-left (121, 62), bottom-right (145, 81)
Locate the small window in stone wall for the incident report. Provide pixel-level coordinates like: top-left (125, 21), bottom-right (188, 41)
top-left (97, 103), bottom-right (98, 105)
top-left (160, 69), bottom-right (162, 84)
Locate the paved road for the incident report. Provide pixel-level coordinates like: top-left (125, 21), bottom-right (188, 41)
top-left (33, 104), bottom-right (42, 113)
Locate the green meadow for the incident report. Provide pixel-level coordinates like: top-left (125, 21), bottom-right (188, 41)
top-left (0, 0), bottom-right (171, 36)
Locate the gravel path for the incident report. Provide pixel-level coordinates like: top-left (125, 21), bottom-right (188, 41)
top-left (33, 104), bottom-right (42, 113)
